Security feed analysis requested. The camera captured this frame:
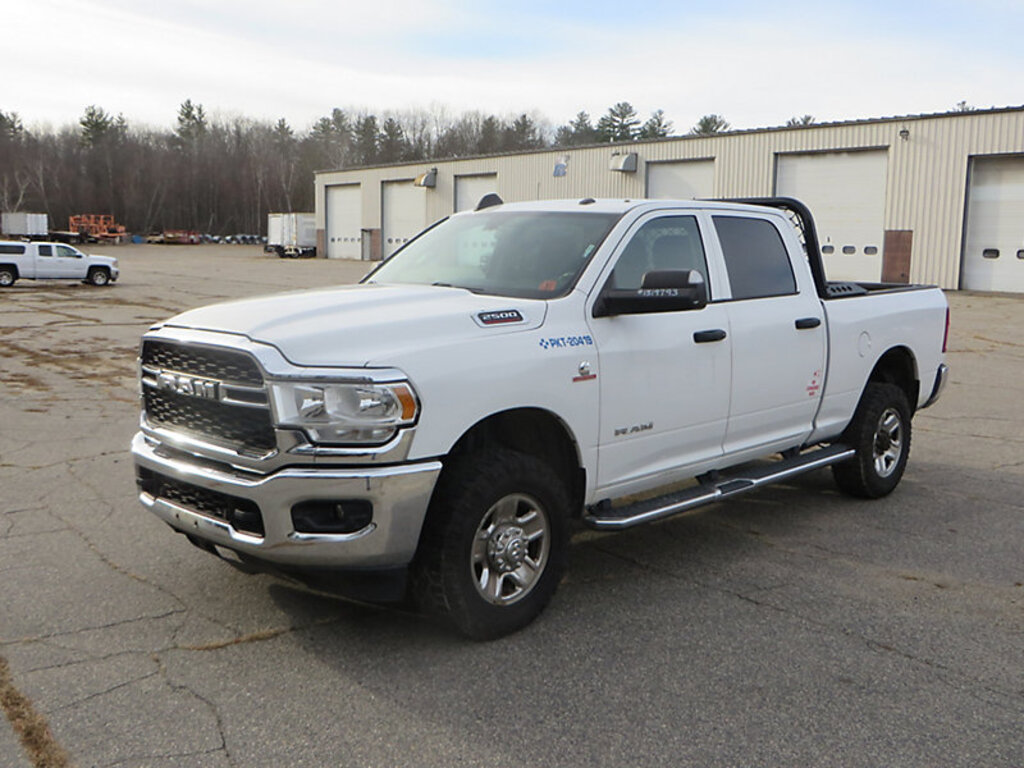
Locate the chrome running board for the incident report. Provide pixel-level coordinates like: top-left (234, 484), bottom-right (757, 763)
top-left (583, 443), bottom-right (855, 531)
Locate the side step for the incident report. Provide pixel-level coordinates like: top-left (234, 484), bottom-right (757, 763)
top-left (582, 443), bottom-right (855, 531)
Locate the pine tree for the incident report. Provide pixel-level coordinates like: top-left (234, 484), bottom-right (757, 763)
top-left (596, 102), bottom-right (640, 142)
top-left (638, 109), bottom-right (673, 139)
top-left (353, 115), bottom-right (380, 165)
top-left (689, 114), bottom-right (730, 136)
top-left (378, 117), bottom-right (408, 162)
top-left (80, 105), bottom-right (115, 147)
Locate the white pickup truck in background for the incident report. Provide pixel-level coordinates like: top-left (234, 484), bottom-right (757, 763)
top-left (0, 240), bottom-right (119, 286)
top-left (131, 196), bottom-right (949, 639)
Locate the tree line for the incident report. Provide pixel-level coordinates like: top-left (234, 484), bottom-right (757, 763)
top-left (0, 101), bottom-right (750, 236)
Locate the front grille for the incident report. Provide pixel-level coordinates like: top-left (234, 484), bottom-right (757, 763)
top-left (136, 466), bottom-right (265, 537)
top-left (141, 339), bottom-right (276, 455)
top-left (144, 388), bottom-right (276, 454)
top-left (142, 340), bottom-right (263, 386)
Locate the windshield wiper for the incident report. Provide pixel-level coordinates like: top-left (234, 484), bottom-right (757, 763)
top-left (430, 282), bottom-right (485, 294)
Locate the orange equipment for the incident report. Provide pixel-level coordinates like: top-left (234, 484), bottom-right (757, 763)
top-left (69, 214), bottom-right (128, 242)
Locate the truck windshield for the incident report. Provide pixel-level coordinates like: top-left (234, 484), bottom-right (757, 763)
top-left (364, 210), bottom-right (622, 299)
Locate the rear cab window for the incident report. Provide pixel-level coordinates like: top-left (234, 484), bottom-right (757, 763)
top-left (712, 215), bottom-right (796, 300)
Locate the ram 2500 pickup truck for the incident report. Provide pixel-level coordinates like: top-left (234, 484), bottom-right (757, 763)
top-left (0, 240), bottom-right (119, 286)
top-left (131, 197), bottom-right (949, 639)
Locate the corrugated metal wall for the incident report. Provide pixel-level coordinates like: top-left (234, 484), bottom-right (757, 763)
top-left (314, 108), bottom-right (1024, 288)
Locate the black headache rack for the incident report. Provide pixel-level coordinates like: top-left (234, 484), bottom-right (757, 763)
top-left (708, 196), bottom-right (870, 300)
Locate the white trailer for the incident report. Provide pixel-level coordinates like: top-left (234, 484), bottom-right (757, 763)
top-left (2, 212), bottom-right (48, 238)
top-left (266, 212), bottom-right (316, 258)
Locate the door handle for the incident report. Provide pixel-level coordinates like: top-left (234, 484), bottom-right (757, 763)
top-left (693, 329), bottom-right (727, 343)
top-left (795, 317), bottom-right (822, 329)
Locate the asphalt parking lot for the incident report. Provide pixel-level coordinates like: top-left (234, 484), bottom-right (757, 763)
top-left (1, 244), bottom-right (1022, 767)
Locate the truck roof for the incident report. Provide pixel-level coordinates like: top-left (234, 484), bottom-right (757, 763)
top-left (465, 197), bottom-right (787, 217)
top-left (0, 240), bottom-right (80, 247)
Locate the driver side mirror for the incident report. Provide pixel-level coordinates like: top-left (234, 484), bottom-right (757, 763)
top-left (593, 269), bottom-right (707, 318)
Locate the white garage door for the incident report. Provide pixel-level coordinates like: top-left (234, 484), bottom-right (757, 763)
top-left (382, 180), bottom-right (427, 259)
top-left (776, 151), bottom-right (887, 282)
top-left (455, 173), bottom-right (498, 212)
top-left (962, 156), bottom-right (1024, 292)
top-left (646, 159), bottom-right (714, 199)
top-left (325, 184), bottom-right (361, 259)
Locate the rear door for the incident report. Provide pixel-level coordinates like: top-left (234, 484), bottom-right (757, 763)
top-left (710, 213), bottom-right (827, 457)
top-left (33, 244), bottom-right (59, 278)
top-left (588, 211), bottom-right (732, 495)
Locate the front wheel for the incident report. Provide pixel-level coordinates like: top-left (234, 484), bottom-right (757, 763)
top-left (833, 382), bottom-right (912, 498)
top-left (87, 267), bottom-right (110, 286)
top-left (413, 447), bottom-right (570, 640)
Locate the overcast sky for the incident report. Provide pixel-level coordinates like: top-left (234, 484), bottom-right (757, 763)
top-left (7, 0), bottom-right (1023, 134)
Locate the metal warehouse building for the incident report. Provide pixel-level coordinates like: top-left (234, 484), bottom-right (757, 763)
top-left (314, 106), bottom-right (1024, 292)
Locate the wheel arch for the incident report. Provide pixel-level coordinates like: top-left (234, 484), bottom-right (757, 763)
top-left (866, 345), bottom-right (920, 413)
top-left (444, 407), bottom-right (586, 516)
top-left (0, 263), bottom-right (20, 279)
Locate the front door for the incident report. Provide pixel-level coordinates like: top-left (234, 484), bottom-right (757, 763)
top-left (588, 213), bottom-right (731, 497)
top-left (53, 244), bottom-right (89, 279)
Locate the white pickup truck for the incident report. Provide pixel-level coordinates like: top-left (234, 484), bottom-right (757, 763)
top-left (131, 197), bottom-right (949, 639)
top-left (0, 240), bottom-right (119, 286)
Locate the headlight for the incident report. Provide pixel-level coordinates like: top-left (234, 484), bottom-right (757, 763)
top-left (270, 380), bottom-right (418, 445)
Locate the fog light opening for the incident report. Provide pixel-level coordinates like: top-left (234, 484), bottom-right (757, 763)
top-left (291, 499), bottom-right (373, 534)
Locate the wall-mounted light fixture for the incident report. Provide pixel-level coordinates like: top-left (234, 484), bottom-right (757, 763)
top-left (898, 128), bottom-right (910, 141)
top-left (414, 168), bottom-right (438, 188)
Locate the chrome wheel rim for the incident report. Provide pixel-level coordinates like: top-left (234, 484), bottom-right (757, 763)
top-left (471, 493), bottom-right (550, 606)
top-left (0, 272), bottom-right (12, 286)
top-left (873, 407), bottom-right (903, 478)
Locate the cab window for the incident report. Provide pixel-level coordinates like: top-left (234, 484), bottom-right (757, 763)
top-left (610, 216), bottom-right (708, 290)
top-left (56, 245), bottom-right (82, 259)
top-left (38, 245), bottom-right (53, 257)
top-left (713, 216), bottom-right (796, 299)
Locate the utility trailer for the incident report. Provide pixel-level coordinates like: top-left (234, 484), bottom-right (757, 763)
top-left (266, 212), bottom-right (316, 258)
top-left (1, 212), bottom-right (48, 239)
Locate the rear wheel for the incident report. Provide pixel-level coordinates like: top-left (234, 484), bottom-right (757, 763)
top-left (0, 267), bottom-right (15, 287)
top-left (833, 382), bottom-right (912, 498)
top-left (87, 267), bottom-right (110, 286)
top-left (413, 447), bottom-right (570, 640)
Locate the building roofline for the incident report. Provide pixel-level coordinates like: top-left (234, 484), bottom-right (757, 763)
top-left (314, 104), bottom-right (1024, 177)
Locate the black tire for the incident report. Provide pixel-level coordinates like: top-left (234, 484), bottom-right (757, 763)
top-left (0, 267), bottom-right (15, 287)
top-left (87, 267), bottom-right (110, 286)
top-left (833, 382), bottom-right (912, 498)
top-left (413, 447), bottom-right (571, 640)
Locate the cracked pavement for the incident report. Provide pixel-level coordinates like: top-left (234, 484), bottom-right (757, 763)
top-left (1, 245), bottom-right (1022, 767)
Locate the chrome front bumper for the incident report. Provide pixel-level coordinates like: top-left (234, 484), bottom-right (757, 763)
top-left (131, 432), bottom-right (441, 568)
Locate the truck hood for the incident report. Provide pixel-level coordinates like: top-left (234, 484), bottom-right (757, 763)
top-left (161, 283), bottom-right (546, 367)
